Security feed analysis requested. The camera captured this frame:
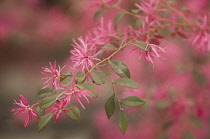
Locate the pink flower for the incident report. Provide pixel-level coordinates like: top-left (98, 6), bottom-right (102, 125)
top-left (48, 100), bottom-right (70, 123)
top-left (57, 76), bottom-right (93, 109)
top-left (70, 36), bottom-right (102, 72)
top-left (132, 43), bottom-right (165, 64)
top-left (92, 18), bottom-right (119, 45)
top-left (188, 15), bottom-right (210, 52)
top-left (135, 0), bottom-right (168, 27)
top-left (12, 95), bottom-right (38, 127)
top-left (41, 61), bottom-right (66, 91)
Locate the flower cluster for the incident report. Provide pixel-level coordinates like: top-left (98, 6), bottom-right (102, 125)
top-left (11, 0), bottom-right (210, 137)
top-left (188, 15), bottom-right (210, 53)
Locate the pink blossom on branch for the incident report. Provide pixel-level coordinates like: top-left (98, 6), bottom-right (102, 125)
top-left (48, 100), bottom-right (70, 123)
top-left (131, 43), bottom-right (166, 64)
top-left (92, 18), bottom-right (119, 45)
top-left (12, 95), bottom-right (38, 127)
top-left (56, 76), bottom-right (93, 109)
top-left (70, 36), bottom-right (102, 72)
top-left (41, 61), bottom-right (66, 91)
top-left (135, 0), bottom-right (168, 27)
top-left (188, 15), bottom-right (210, 53)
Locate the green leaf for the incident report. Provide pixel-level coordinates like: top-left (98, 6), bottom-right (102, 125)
top-left (190, 116), bottom-right (203, 128)
top-left (118, 111), bottom-right (128, 135)
top-left (65, 70), bottom-right (73, 76)
top-left (102, 43), bottom-right (118, 50)
top-left (112, 0), bottom-right (122, 7)
top-left (78, 83), bottom-right (98, 97)
top-left (40, 95), bottom-right (57, 109)
top-left (135, 19), bottom-right (143, 28)
top-left (36, 106), bottom-right (45, 118)
top-left (105, 94), bottom-right (115, 119)
top-left (59, 75), bottom-right (68, 81)
top-left (97, 50), bottom-right (104, 60)
top-left (38, 88), bottom-right (52, 98)
top-left (94, 8), bottom-right (107, 20)
top-left (155, 100), bottom-right (171, 109)
top-left (38, 113), bottom-right (53, 132)
top-left (183, 131), bottom-right (196, 139)
top-left (90, 70), bottom-right (106, 85)
top-left (114, 12), bottom-right (124, 29)
top-left (108, 60), bottom-right (130, 78)
top-left (67, 105), bottom-right (81, 122)
top-left (76, 72), bottom-right (86, 84)
top-left (131, 9), bottom-right (140, 14)
top-left (121, 96), bottom-right (145, 107)
top-left (192, 70), bottom-right (206, 86)
top-left (115, 78), bottom-right (139, 88)
top-left (61, 76), bottom-right (73, 86)
top-left (162, 120), bottom-right (173, 130)
top-left (132, 42), bottom-right (152, 52)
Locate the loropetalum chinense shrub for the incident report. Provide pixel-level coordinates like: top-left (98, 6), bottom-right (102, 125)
top-left (12, 0), bottom-right (210, 135)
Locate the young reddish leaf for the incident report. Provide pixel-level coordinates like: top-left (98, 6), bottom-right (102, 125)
top-left (67, 105), bottom-right (81, 122)
top-left (118, 111), bottom-right (128, 135)
top-left (114, 12), bottom-right (125, 29)
top-left (132, 42), bottom-right (152, 52)
top-left (90, 70), bottom-right (106, 85)
top-left (94, 8), bottom-right (107, 20)
top-left (38, 113), bottom-right (53, 132)
top-left (78, 83), bottom-right (98, 97)
top-left (36, 106), bottom-right (45, 118)
top-left (38, 88), bottom-right (52, 98)
top-left (149, 39), bottom-right (160, 45)
top-left (155, 34), bottom-right (165, 39)
top-left (40, 95), bottom-right (57, 109)
top-left (114, 78), bottom-right (139, 88)
top-left (108, 60), bottom-right (130, 78)
top-left (177, 31), bottom-right (187, 39)
top-left (105, 94), bottom-right (115, 119)
top-left (121, 96), bottom-right (145, 107)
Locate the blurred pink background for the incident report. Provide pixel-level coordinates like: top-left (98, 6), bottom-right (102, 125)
top-left (0, 0), bottom-right (210, 139)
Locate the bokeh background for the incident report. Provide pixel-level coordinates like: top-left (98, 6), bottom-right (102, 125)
top-left (0, 0), bottom-right (210, 139)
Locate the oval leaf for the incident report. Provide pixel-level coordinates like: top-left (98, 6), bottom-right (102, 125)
top-left (78, 83), bottom-right (98, 97)
top-left (121, 96), bottom-right (145, 107)
top-left (38, 88), bottom-right (52, 98)
top-left (90, 70), bottom-right (106, 85)
top-left (36, 106), bottom-right (45, 118)
top-left (102, 43), bottom-right (118, 50)
top-left (94, 8), bottom-right (107, 20)
top-left (132, 42), bottom-right (152, 52)
top-left (67, 105), bottom-right (81, 122)
top-left (40, 95), bottom-right (57, 109)
top-left (38, 113), bottom-right (53, 132)
top-left (114, 12), bottom-right (124, 29)
top-left (76, 72), bottom-right (86, 84)
top-left (108, 60), bottom-right (130, 78)
top-left (105, 94), bottom-right (115, 119)
top-left (115, 78), bottom-right (139, 88)
top-left (118, 111), bottom-right (128, 135)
